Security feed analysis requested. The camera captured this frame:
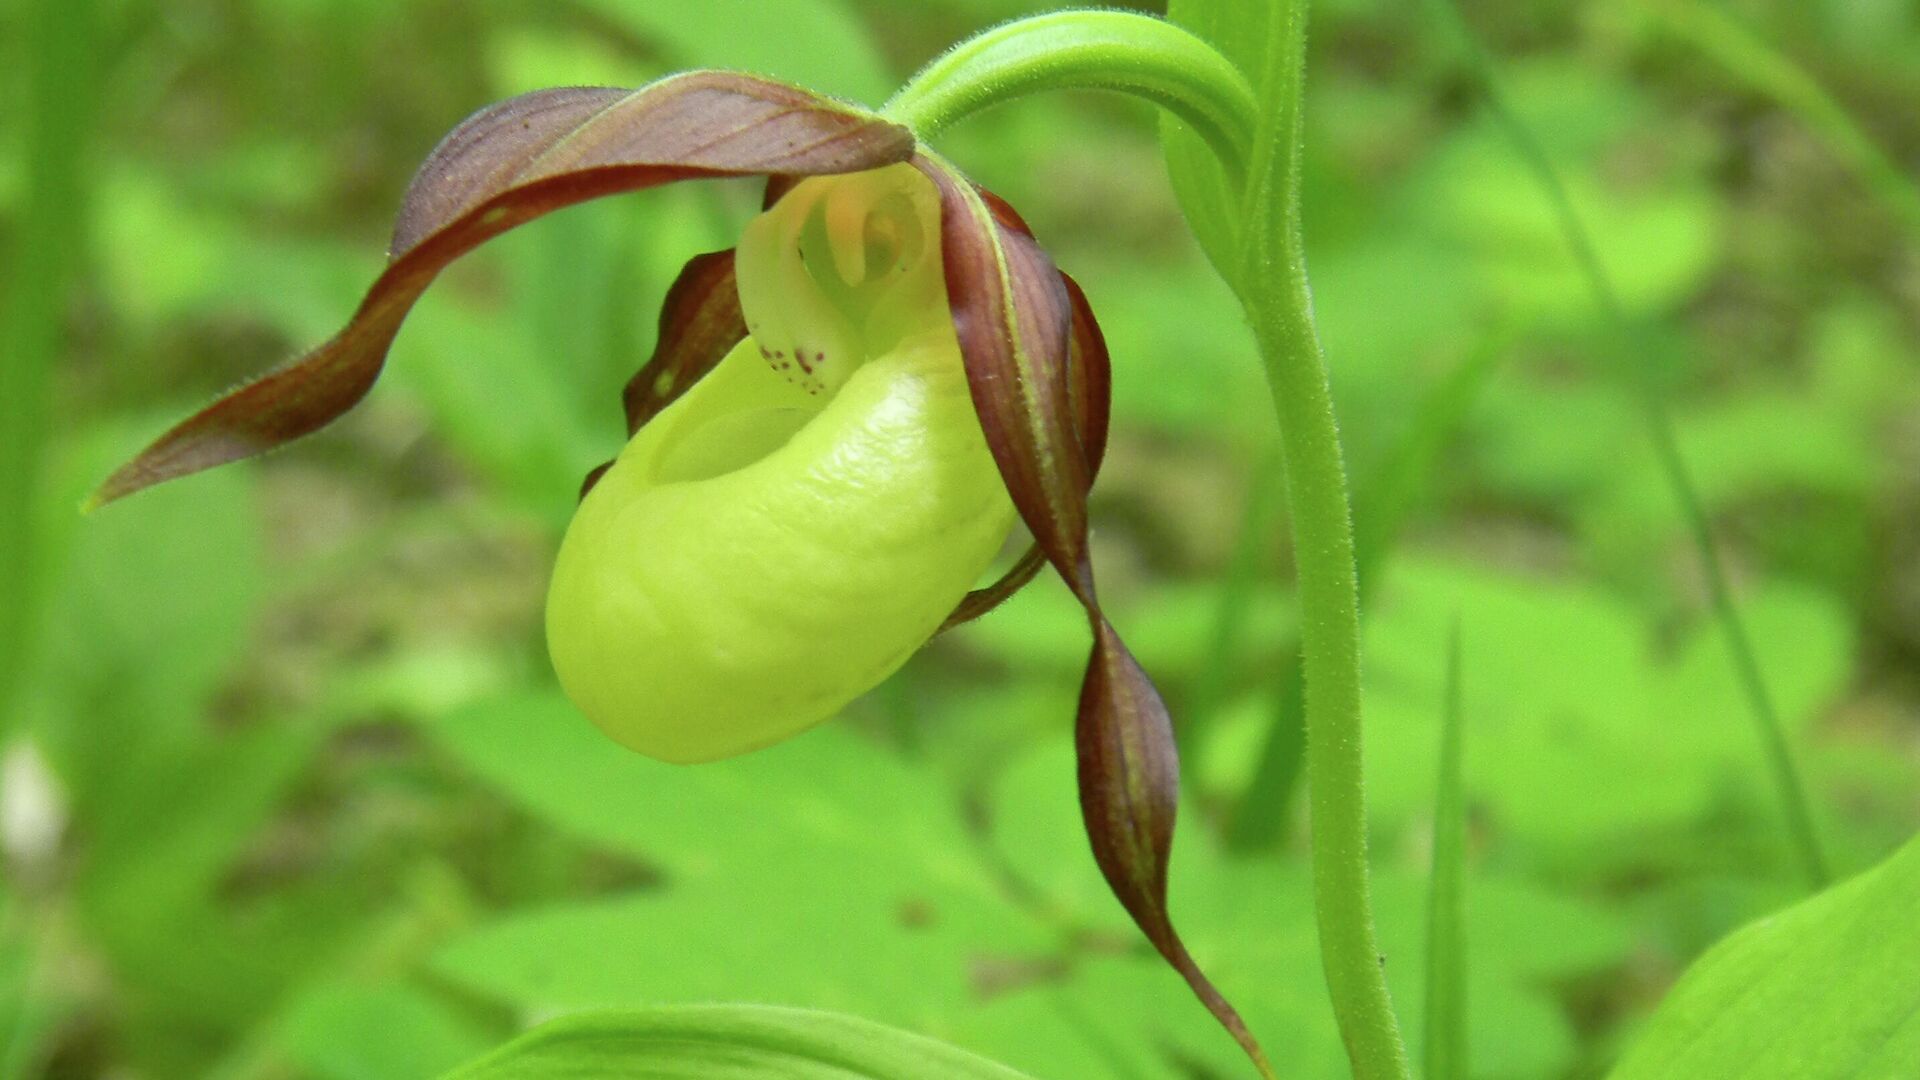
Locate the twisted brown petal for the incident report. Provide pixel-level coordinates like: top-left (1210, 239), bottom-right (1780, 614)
top-left (1060, 272), bottom-right (1113, 479)
top-left (940, 269), bottom-right (1112, 632)
top-left (916, 152), bottom-right (1273, 1079)
top-left (576, 248), bottom-right (746, 499)
top-left (940, 546), bottom-right (1047, 632)
top-left (621, 249), bottom-right (745, 436)
top-left (91, 73), bottom-right (914, 508)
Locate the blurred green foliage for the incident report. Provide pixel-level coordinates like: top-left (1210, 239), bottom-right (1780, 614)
top-left (2, 0), bottom-right (1917, 1077)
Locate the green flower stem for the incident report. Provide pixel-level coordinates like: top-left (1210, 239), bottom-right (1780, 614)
top-left (1232, 4), bottom-right (1409, 1076)
top-left (1245, 272), bottom-right (1410, 1080)
top-left (881, 10), bottom-right (1257, 176)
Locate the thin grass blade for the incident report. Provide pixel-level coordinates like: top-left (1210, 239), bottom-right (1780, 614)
top-left (1648, 0), bottom-right (1920, 234)
top-left (1423, 619), bottom-right (1468, 1080)
top-left (1428, 0), bottom-right (1830, 888)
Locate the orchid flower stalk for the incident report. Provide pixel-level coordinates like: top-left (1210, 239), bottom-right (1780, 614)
top-left (91, 9), bottom-right (1409, 1078)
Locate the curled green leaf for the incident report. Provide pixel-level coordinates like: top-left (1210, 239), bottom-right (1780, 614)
top-left (550, 161), bottom-right (1016, 762)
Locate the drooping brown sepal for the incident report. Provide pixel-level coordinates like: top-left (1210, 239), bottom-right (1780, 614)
top-left (917, 153), bottom-right (1273, 1078)
top-left (939, 268), bottom-right (1112, 632)
top-left (621, 249), bottom-right (745, 435)
top-left (576, 248), bottom-right (747, 498)
top-left (91, 73), bottom-right (914, 508)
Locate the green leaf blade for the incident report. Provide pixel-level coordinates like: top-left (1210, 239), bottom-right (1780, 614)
top-left (1609, 832), bottom-right (1920, 1079)
top-left (1422, 622), bottom-right (1467, 1080)
top-left (443, 1005), bottom-right (1038, 1080)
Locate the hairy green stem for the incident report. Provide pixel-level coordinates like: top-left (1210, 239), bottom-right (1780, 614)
top-left (1231, 4), bottom-right (1409, 1076)
top-left (882, 10), bottom-right (1257, 176)
top-left (1430, 0), bottom-right (1830, 889)
top-left (1248, 300), bottom-right (1407, 1079)
top-left (1229, 320), bottom-right (1509, 853)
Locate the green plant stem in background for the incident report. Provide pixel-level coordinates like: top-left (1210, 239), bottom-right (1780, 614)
top-left (1648, 0), bottom-right (1920, 235)
top-left (1, 0), bottom-right (96, 742)
top-left (1429, 0), bottom-right (1831, 889)
top-left (1423, 621), bottom-right (1468, 1080)
top-left (1, 36), bottom-right (95, 1067)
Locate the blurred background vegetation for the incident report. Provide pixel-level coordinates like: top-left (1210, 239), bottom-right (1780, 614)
top-left (3, 0), bottom-right (1917, 1076)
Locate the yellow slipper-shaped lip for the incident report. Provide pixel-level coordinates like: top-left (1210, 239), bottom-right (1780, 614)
top-left (546, 165), bottom-right (1015, 763)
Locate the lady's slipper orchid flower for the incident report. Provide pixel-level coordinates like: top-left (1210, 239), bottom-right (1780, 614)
top-left (93, 71), bottom-right (1269, 1073)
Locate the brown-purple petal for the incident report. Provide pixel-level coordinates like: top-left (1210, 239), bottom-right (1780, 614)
top-left (1062, 271), bottom-right (1112, 479)
top-left (1078, 621), bottom-right (1274, 1077)
top-left (918, 155), bottom-right (1090, 590)
top-left (939, 545), bottom-right (1047, 633)
top-left (920, 150), bottom-right (1271, 1076)
top-left (939, 270), bottom-right (1113, 632)
top-left (621, 248), bottom-right (745, 436)
top-left (577, 247), bottom-right (746, 499)
top-left (92, 72), bottom-right (913, 509)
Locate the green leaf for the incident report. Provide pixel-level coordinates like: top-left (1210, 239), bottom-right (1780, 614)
top-left (1647, 0), bottom-right (1920, 234)
top-left (97, 168), bottom-right (371, 339)
top-left (424, 692), bottom-right (991, 891)
top-left (985, 740), bottom-right (1215, 937)
top-left (1609, 832), bottom-right (1920, 1079)
top-left (278, 981), bottom-right (495, 1080)
top-left (1409, 60), bottom-right (1722, 324)
top-left (0, 894), bottom-right (55, 1080)
top-left (443, 1004), bottom-right (1037, 1080)
top-left (2, 0), bottom-right (96, 742)
top-left (36, 420), bottom-right (270, 841)
top-left (974, 855), bottom-right (1616, 1080)
top-left (1072, 255), bottom-right (1268, 437)
top-left (385, 291), bottom-right (602, 520)
top-left (428, 709), bottom-right (1052, 1032)
top-left (433, 878), bottom-right (1046, 1033)
top-left (1581, 393), bottom-right (1876, 579)
top-left (75, 725), bottom-right (323, 1026)
top-left (957, 577), bottom-right (1296, 678)
top-left (983, 740), bottom-right (1624, 1080)
top-left (1359, 558), bottom-right (1852, 857)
